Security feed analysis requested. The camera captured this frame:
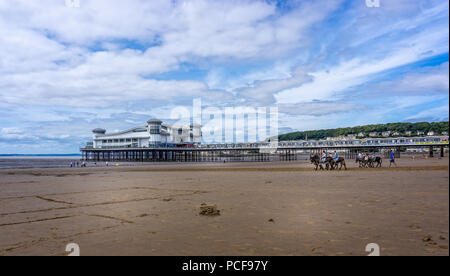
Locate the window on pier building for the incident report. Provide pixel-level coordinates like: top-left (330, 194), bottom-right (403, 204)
top-left (150, 126), bottom-right (160, 134)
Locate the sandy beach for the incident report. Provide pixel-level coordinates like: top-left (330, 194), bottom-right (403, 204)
top-left (0, 157), bottom-right (448, 256)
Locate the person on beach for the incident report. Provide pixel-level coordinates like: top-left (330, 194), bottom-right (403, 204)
top-left (321, 150), bottom-right (327, 163)
top-left (389, 150), bottom-right (397, 167)
top-left (333, 151), bottom-right (339, 162)
top-left (70, 162), bottom-right (73, 168)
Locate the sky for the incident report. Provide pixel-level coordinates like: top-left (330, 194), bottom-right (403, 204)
top-left (0, 0), bottom-right (448, 153)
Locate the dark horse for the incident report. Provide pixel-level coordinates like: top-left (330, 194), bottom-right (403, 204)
top-left (310, 154), bottom-right (324, 170)
top-left (356, 156), bottom-right (382, 168)
top-left (369, 156), bottom-right (383, 168)
top-left (355, 156), bottom-right (368, 168)
top-left (310, 154), bottom-right (346, 170)
top-left (324, 156), bottom-right (336, 170)
top-left (333, 157), bottom-right (347, 170)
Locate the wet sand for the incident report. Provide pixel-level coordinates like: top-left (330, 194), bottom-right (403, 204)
top-left (0, 157), bottom-right (448, 256)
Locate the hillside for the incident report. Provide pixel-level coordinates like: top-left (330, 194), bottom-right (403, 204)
top-left (278, 121), bottom-right (449, 141)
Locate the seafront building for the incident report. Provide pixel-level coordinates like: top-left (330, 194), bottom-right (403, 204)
top-left (89, 119), bottom-right (202, 149)
top-left (86, 118), bottom-right (449, 150)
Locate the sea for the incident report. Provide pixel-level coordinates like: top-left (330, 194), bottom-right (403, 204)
top-left (0, 155), bottom-right (82, 169)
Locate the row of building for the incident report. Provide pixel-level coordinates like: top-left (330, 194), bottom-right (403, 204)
top-left (326, 130), bottom-right (448, 141)
top-left (194, 136), bottom-right (448, 149)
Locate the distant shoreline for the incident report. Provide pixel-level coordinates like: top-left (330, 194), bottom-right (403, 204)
top-left (0, 154), bottom-right (81, 157)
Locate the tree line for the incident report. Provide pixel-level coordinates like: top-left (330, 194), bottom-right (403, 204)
top-left (278, 121), bottom-right (449, 141)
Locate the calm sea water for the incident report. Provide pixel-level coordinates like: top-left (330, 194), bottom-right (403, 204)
top-left (0, 156), bottom-right (82, 169)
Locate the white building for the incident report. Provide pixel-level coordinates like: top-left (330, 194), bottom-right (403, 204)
top-left (91, 119), bottom-right (202, 149)
top-left (382, 131), bottom-right (392, 137)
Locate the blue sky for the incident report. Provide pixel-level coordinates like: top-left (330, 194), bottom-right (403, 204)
top-left (0, 0), bottom-right (448, 153)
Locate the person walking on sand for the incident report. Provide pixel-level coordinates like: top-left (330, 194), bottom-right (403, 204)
top-left (389, 150), bottom-right (397, 168)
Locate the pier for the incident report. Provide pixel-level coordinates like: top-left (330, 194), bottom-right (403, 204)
top-left (81, 142), bottom-right (448, 163)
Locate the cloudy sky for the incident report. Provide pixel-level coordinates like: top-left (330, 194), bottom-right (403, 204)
top-left (0, 0), bottom-right (448, 153)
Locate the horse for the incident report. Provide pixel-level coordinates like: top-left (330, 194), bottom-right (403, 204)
top-left (356, 156), bottom-right (382, 168)
top-left (370, 156), bottom-right (382, 168)
top-left (324, 156), bottom-right (337, 170)
top-left (355, 156), bottom-right (366, 168)
top-left (310, 153), bottom-right (324, 171)
top-left (333, 157), bottom-right (347, 170)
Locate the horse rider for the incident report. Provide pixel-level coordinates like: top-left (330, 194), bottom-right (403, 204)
top-left (364, 153), bottom-right (369, 161)
top-left (358, 152), bottom-right (363, 160)
top-left (321, 150), bottom-right (327, 163)
top-left (333, 151), bottom-right (339, 162)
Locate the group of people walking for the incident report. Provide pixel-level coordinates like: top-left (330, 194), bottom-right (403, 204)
top-left (355, 150), bottom-right (397, 168)
top-left (70, 161), bottom-right (87, 167)
top-left (317, 149), bottom-right (398, 168)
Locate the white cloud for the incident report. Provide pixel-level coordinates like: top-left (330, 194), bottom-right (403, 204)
top-left (0, 127), bottom-right (27, 139)
top-left (406, 105), bottom-right (449, 121)
top-left (279, 102), bottom-right (363, 116)
top-left (275, 25), bottom-right (449, 104)
top-left (0, 0), bottom-right (341, 108)
top-left (365, 62), bottom-right (449, 96)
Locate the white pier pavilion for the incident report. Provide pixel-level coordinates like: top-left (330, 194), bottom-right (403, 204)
top-left (91, 119), bottom-right (201, 149)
